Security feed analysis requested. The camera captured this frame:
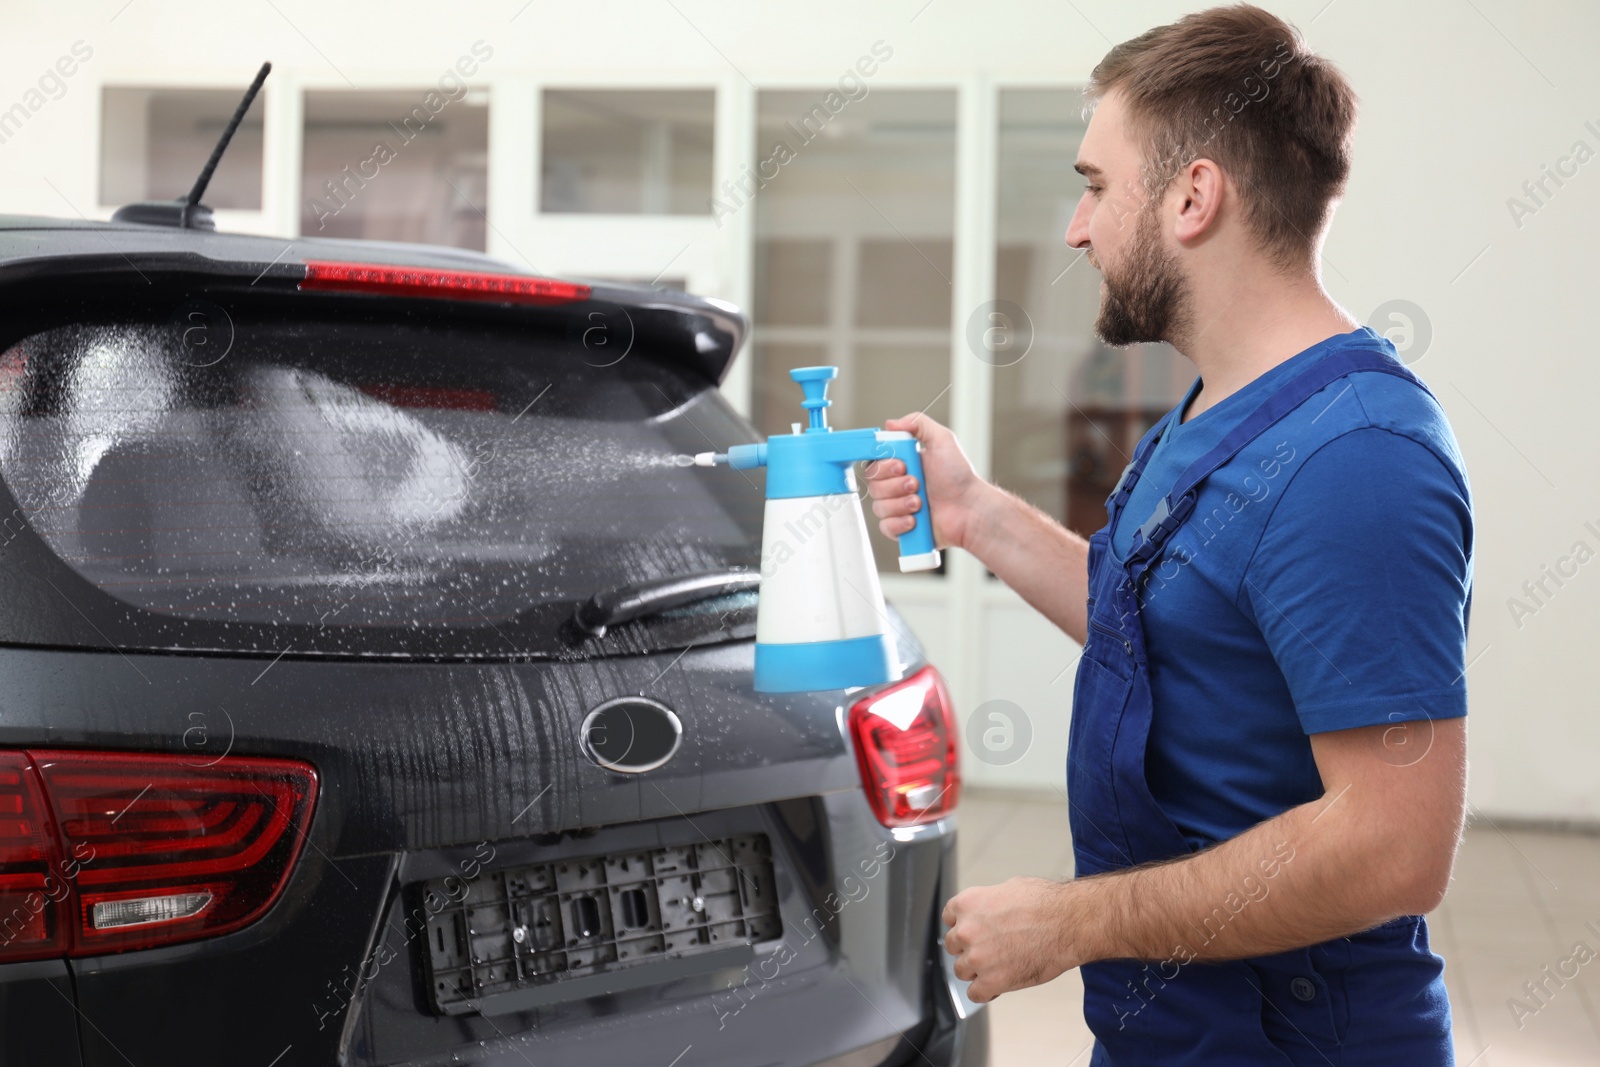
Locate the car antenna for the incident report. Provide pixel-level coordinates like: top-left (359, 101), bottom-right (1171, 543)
top-left (111, 61), bottom-right (271, 231)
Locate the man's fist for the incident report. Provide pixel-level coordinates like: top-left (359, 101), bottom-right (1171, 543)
top-left (942, 877), bottom-right (1085, 1003)
top-left (864, 411), bottom-right (987, 552)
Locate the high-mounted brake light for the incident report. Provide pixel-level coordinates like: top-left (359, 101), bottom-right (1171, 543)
top-left (300, 260), bottom-right (591, 306)
top-left (847, 666), bottom-right (961, 828)
top-left (0, 750), bottom-right (317, 960)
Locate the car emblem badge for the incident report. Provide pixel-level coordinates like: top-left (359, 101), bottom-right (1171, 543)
top-left (580, 697), bottom-right (683, 773)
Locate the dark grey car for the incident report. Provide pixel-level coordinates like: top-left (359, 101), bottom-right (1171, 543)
top-left (0, 213), bottom-right (986, 1066)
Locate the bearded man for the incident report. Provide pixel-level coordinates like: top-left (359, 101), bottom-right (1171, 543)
top-left (866, 6), bottom-right (1474, 1064)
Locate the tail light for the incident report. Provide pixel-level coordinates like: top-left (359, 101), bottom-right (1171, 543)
top-left (0, 753), bottom-right (66, 960)
top-left (0, 750), bottom-right (317, 961)
top-left (847, 666), bottom-right (960, 827)
top-left (300, 260), bottom-right (591, 306)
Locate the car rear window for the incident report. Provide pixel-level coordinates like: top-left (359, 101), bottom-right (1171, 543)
top-left (0, 299), bottom-right (763, 657)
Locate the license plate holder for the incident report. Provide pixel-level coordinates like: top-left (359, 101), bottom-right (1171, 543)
top-left (420, 832), bottom-right (782, 1016)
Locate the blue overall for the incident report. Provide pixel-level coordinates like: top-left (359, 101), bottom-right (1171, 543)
top-left (1069, 344), bottom-right (1456, 1065)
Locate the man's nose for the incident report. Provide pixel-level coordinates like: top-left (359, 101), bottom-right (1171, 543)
top-left (1065, 196), bottom-right (1093, 251)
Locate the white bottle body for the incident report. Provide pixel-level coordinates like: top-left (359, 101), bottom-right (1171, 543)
top-left (755, 492), bottom-right (887, 645)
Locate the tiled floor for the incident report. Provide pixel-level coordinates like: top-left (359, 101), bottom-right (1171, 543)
top-left (955, 791), bottom-right (1600, 1066)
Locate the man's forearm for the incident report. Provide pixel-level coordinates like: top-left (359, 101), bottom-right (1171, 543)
top-left (940, 664), bottom-right (1465, 1004)
top-left (965, 481), bottom-right (1091, 646)
top-left (1072, 786), bottom-right (1443, 968)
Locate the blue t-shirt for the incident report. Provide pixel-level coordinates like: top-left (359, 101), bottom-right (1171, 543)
top-left (1107, 326), bottom-right (1474, 849)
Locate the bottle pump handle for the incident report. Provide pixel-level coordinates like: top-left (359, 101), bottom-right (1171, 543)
top-left (789, 366), bottom-right (837, 432)
top-left (875, 432), bottom-right (941, 572)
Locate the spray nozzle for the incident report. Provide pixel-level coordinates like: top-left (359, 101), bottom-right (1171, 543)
top-left (692, 444), bottom-right (767, 470)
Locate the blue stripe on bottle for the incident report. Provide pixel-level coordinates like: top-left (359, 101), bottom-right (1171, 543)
top-left (753, 634), bottom-right (897, 692)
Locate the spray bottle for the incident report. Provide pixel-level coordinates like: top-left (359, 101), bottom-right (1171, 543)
top-left (694, 366), bottom-right (938, 693)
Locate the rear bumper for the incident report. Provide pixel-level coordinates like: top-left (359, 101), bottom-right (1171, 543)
top-left (1, 792), bottom-right (985, 1067)
top-left (335, 794), bottom-right (987, 1067)
top-left (797, 964), bottom-right (989, 1067)
top-left (0, 958), bottom-right (80, 1065)
top-left (0, 952), bottom-right (987, 1067)
top-left (918, 999), bottom-right (990, 1067)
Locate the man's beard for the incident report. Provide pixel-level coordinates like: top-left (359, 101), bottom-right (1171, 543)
top-left (1093, 201), bottom-right (1191, 348)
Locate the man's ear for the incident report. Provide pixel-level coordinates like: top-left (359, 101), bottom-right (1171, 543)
top-left (1173, 158), bottom-right (1226, 244)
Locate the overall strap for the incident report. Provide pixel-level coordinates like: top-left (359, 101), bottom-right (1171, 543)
top-left (1104, 406), bottom-right (1182, 526)
top-left (1125, 346), bottom-right (1434, 567)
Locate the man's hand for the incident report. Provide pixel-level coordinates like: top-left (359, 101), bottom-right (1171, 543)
top-left (941, 876), bottom-right (1094, 1002)
top-left (864, 411), bottom-right (989, 553)
top-left (867, 411), bottom-right (1095, 645)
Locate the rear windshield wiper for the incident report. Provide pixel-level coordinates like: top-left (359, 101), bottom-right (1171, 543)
top-left (570, 569), bottom-right (760, 639)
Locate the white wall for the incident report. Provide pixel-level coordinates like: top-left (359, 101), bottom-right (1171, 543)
top-left (0, 0), bottom-right (1595, 823)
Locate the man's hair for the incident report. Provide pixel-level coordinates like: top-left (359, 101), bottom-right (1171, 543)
top-left (1085, 3), bottom-right (1358, 276)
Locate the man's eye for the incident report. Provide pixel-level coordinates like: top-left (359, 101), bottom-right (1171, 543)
top-left (1086, 184), bottom-right (1102, 195)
